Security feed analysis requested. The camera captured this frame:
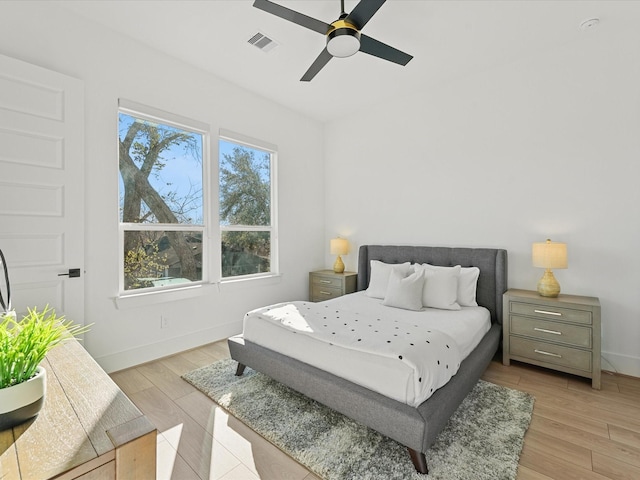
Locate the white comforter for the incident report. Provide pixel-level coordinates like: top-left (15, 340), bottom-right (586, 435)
top-left (243, 292), bottom-right (491, 406)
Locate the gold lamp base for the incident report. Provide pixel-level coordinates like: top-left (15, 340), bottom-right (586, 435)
top-left (537, 269), bottom-right (561, 297)
top-left (333, 255), bottom-right (345, 274)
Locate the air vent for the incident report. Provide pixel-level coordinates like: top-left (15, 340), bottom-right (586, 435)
top-left (248, 32), bottom-right (278, 52)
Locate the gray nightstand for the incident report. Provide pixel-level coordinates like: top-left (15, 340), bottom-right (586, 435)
top-left (309, 270), bottom-right (357, 302)
top-left (503, 288), bottom-right (601, 389)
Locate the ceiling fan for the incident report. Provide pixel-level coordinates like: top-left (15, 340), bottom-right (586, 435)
top-left (253, 0), bottom-right (413, 81)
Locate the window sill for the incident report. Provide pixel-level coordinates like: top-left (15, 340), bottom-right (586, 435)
top-left (218, 273), bottom-right (282, 291)
top-left (114, 283), bottom-right (216, 310)
top-left (113, 274), bottom-right (282, 309)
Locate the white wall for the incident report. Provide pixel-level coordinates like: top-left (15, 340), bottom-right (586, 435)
top-left (324, 22), bottom-right (640, 376)
top-left (0, 2), bottom-right (325, 371)
top-left (2, 2), bottom-right (639, 377)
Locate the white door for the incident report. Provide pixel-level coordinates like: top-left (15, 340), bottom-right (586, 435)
top-left (0, 54), bottom-right (85, 323)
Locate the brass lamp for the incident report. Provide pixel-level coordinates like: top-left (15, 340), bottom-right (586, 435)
top-left (532, 239), bottom-right (568, 297)
top-left (330, 238), bottom-right (349, 274)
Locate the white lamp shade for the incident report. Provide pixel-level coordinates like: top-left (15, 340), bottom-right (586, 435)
top-left (330, 238), bottom-right (349, 255)
top-left (532, 240), bottom-right (568, 269)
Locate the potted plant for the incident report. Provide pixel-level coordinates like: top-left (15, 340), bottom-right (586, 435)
top-left (0, 248), bottom-right (89, 430)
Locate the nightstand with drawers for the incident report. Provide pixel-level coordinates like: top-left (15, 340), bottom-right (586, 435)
top-left (503, 288), bottom-right (601, 389)
top-left (309, 270), bottom-right (357, 302)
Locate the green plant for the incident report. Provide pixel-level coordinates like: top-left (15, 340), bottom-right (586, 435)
top-left (0, 306), bottom-right (90, 389)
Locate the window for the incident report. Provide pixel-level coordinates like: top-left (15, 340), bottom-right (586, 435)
top-left (117, 102), bottom-right (278, 298)
top-left (219, 131), bottom-right (277, 279)
top-left (118, 101), bottom-right (208, 293)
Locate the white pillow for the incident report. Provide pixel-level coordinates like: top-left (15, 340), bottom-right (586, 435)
top-left (458, 267), bottom-right (480, 306)
top-left (417, 263), bottom-right (480, 307)
top-left (366, 261), bottom-right (411, 299)
top-left (414, 264), bottom-right (461, 310)
top-left (383, 269), bottom-right (425, 311)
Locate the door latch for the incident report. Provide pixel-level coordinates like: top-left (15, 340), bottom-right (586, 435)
top-left (58, 268), bottom-right (81, 278)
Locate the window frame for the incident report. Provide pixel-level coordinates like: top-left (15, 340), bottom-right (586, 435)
top-left (218, 128), bottom-right (279, 282)
top-left (117, 99), bottom-right (211, 297)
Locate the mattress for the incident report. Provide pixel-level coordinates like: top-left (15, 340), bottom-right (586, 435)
top-left (242, 291), bottom-right (491, 406)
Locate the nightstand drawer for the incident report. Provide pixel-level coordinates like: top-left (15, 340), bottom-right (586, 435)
top-left (509, 337), bottom-right (592, 372)
top-left (511, 301), bottom-right (592, 325)
top-left (510, 315), bottom-right (592, 348)
top-left (309, 270), bottom-right (357, 303)
top-left (311, 275), bottom-right (344, 289)
top-left (311, 285), bottom-right (343, 301)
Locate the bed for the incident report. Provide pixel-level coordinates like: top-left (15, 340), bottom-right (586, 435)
top-left (228, 245), bottom-right (508, 474)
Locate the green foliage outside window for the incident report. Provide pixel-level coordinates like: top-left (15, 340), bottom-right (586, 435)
top-left (119, 112), bottom-right (203, 290)
top-left (219, 143), bottom-right (273, 278)
top-left (119, 108), bottom-right (276, 290)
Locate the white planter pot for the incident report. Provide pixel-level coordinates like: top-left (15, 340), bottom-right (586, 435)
top-left (0, 366), bottom-right (46, 430)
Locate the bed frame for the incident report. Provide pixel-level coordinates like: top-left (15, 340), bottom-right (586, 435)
top-left (228, 245), bottom-right (508, 474)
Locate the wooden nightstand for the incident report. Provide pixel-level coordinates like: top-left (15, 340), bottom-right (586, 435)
top-left (503, 288), bottom-right (601, 389)
top-left (309, 270), bottom-right (357, 302)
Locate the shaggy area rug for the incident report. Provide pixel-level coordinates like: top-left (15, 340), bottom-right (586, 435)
top-left (183, 359), bottom-right (533, 480)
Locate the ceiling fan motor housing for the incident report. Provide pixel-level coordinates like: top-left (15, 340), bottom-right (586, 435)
top-left (327, 20), bottom-right (361, 58)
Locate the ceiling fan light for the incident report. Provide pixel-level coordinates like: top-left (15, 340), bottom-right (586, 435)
top-left (327, 28), bottom-right (361, 58)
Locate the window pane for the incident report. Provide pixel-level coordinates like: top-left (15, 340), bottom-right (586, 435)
top-left (221, 231), bottom-right (270, 277)
top-left (219, 140), bottom-right (270, 227)
top-left (119, 113), bottom-right (203, 225)
top-left (124, 230), bottom-right (203, 290)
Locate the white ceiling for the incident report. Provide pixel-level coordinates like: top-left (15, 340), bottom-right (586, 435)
top-left (58, 1), bottom-right (638, 123)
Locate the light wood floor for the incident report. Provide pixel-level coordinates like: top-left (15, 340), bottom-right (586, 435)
top-left (110, 341), bottom-right (640, 480)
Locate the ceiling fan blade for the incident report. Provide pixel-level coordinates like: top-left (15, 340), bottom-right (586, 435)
top-left (346, 0), bottom-right (386, 30)
top-left (253, 0), bottom-right (331, 35)
top-left (301, 48), bottom-right (333, 82)
top-left (359, 34), bottom-right (413, 66)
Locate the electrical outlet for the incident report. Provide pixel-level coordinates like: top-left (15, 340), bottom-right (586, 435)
top-left (160, 315), bottom-right (168, 329)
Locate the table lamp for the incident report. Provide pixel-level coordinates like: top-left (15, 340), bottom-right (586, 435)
top-left (330, 238), bottom-right (348, 274)
top-left (532, 239), bottom-right (567, 297)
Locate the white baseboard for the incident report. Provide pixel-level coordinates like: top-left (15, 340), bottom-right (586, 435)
top-left (601, 350), bottom-right (640, 378)
top-left (93, 321), bottom-right (242, 373)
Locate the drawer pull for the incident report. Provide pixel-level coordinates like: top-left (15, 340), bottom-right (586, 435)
top-left (534, 327), bottom-right (562, 335)
top-left (319, 280), bottom-right (332, 284)
top-left (534, 309), bottom-right (562, 316)
top-left (320, 291), bottom-right (332, 295)
top-left (534, 349), bottom-right (562, 358)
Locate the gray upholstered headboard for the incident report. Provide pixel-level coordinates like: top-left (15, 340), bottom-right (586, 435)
top-left (357, 245), bottom-right (508, 324)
